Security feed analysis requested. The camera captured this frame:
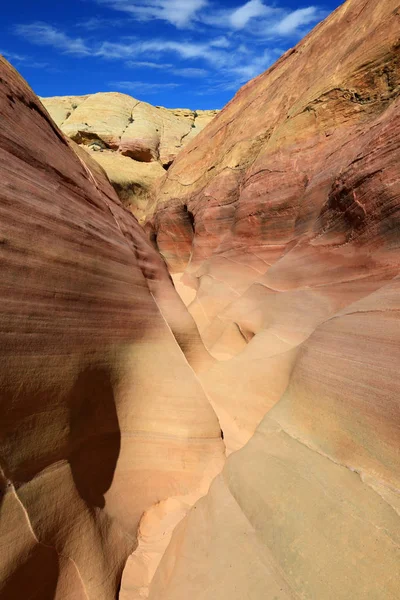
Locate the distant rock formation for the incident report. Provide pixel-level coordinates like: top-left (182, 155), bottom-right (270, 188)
top-left (41, 93), bottom-right (218, 220)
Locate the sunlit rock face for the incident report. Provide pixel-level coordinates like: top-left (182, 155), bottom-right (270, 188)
top-left (40, 93), bottom-right (218, 221)
top-left (145, 0), bottom-right (400, 598)
top-left (0, 57), bottom-right (224, 600)
top-left (149, 0), bottom-right (400, 450)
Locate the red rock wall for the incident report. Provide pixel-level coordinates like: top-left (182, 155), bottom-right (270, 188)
top-left (149, 0), bottom-right (400, 449)
top-left (0, 57), bottom-right (224, 599)
top-left (147, 1), bottom-right (400, 598)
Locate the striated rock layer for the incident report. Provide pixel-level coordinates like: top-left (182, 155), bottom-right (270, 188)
top-left (0, 57), bottom-right (224, 599)
top-left (40, 93), bottom-right (218, 220)
top-left (146, 0), bottom-right (400, 598)
top-left (1, 0), bottom-right (400, 598)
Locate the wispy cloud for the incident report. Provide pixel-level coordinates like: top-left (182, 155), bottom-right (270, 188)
top-left (173, 67), bottom-right (208, 77)
top-left (13, 2), bottom-right (329, 99)
top-left (13, 24), bottom-right (218, 64)
top-left (94, 38), bottom-right (228, 68)
top-left (91, 0), bottom-right (325, 37)
top-left (15, 22), bottom-right (90, 55)
top-left (275, 7), bottom-right (322, 35)
top-left (209, 36), bottom-right (231, 48)
top-left (110, 80), bottom-right (181, 93)
top-left (78, 16), bottom-right (126, 30)
top-left (126, 60), bottom-right (174, 69)
top-left (0, 48), bottom-right (49, 69)
top-left (229, 0), bottom-right (272, 30)
top-left (229, 48), bottom-right (273, 80)
top-left (11, 21), bottom-right (281, 90)
top-left (94, 38), bottom-right (255, 84)
top-left (96, 0), bottom-right (208, 28)
top-left (126, 60), bottom-right (208, 78)
top-left (1, 49), bottom-right (27, 62)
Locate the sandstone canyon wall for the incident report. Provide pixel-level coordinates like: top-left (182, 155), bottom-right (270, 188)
top-left (146, 0), bottom-right (400, 598)
top-left (40, 93), bottom-right (218, 221)
top-left (0, 57), bottom-right (224, 600)
top-left (0, 0), bottom-right (400, 598)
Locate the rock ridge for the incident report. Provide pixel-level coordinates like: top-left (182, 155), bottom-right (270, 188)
top-left (40, 92), bottom-right (218, 220)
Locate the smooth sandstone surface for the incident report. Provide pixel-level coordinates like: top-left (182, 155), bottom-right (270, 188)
top-left (41, 93), bottom-right (218, 219)
top-left (149, 0), bottom-right (400, 447)
top-left (146, 0), bottom-right (400, 598)
top-left (85, 150), bottom-right (166, 222)
top-left (0, 56), bottom-right (224, 600)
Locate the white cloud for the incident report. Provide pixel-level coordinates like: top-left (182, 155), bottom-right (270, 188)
top-left (91, 0), bottom-right (323, 38)
top-left (95, 38), bottom-right (226, 65)
top-left (173, 67), bottom-right (208, 77)
top-left (15, 23), bottom-right (90, 55)
top-left (78, 16), bottom-right (126, 30)
top-left (1, 49), bottom-right (27, 62)
top-left (13, 24), bottom-right (219, 65)
top-left (96, 0), bottom-right (208, 28)
top-left (0, 49), bottom-right (49, 69)
top-left (229, 0), bottom-right (270, 30)
top-left (275, 7), bottom-right (321, 35)
top-left (230, 48), bottom-right (272, 80)
top-left (79, 17), bottom-right (105, 30)
top-left (126, 60), bottom-right (174, 69)
top-left (142, 40), bottom-right (210, 59)
top-left (11, 19), bottom-right (285, 91)
top-left (13, 1), bottom-right (329, 100)
top-left (126, 61), bottom-right (208, 77)
top-left (209, 36), bottom-right (231, 48)
top-left (110, 80), bottom-right (181, 93)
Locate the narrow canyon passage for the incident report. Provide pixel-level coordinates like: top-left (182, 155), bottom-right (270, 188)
top-left (1, 0), bottom-right (400, 598)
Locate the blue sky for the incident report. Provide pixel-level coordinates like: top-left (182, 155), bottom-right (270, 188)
top-left (1, 0), bottom-right (343, 109)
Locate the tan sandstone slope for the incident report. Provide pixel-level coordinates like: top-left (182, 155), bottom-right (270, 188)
top-left (144, 0), bottom-right (400, 598)
top-left (1, 0), bottom-right (400, 598)
top-left (40, 93), bottom-right (218, 220)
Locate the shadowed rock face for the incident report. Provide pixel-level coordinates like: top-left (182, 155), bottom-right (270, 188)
top-left (40, 93), bottom-right (218, 221)
top-left (0, 57), bottom-right (224, 599)
top-left (144, 0), bottom-right (400, 599)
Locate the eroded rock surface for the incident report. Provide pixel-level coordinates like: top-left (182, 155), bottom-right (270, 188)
top-left (40, 93), bottom-right (218, 220)
top-left (144, 0), bottom-right (400, 598)
top-left (0, 57), bottom-right (224, 600)
top-left (1, 0), bottom-right (400, 598)
top-left (149, 0), bottom-right (400, 447)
